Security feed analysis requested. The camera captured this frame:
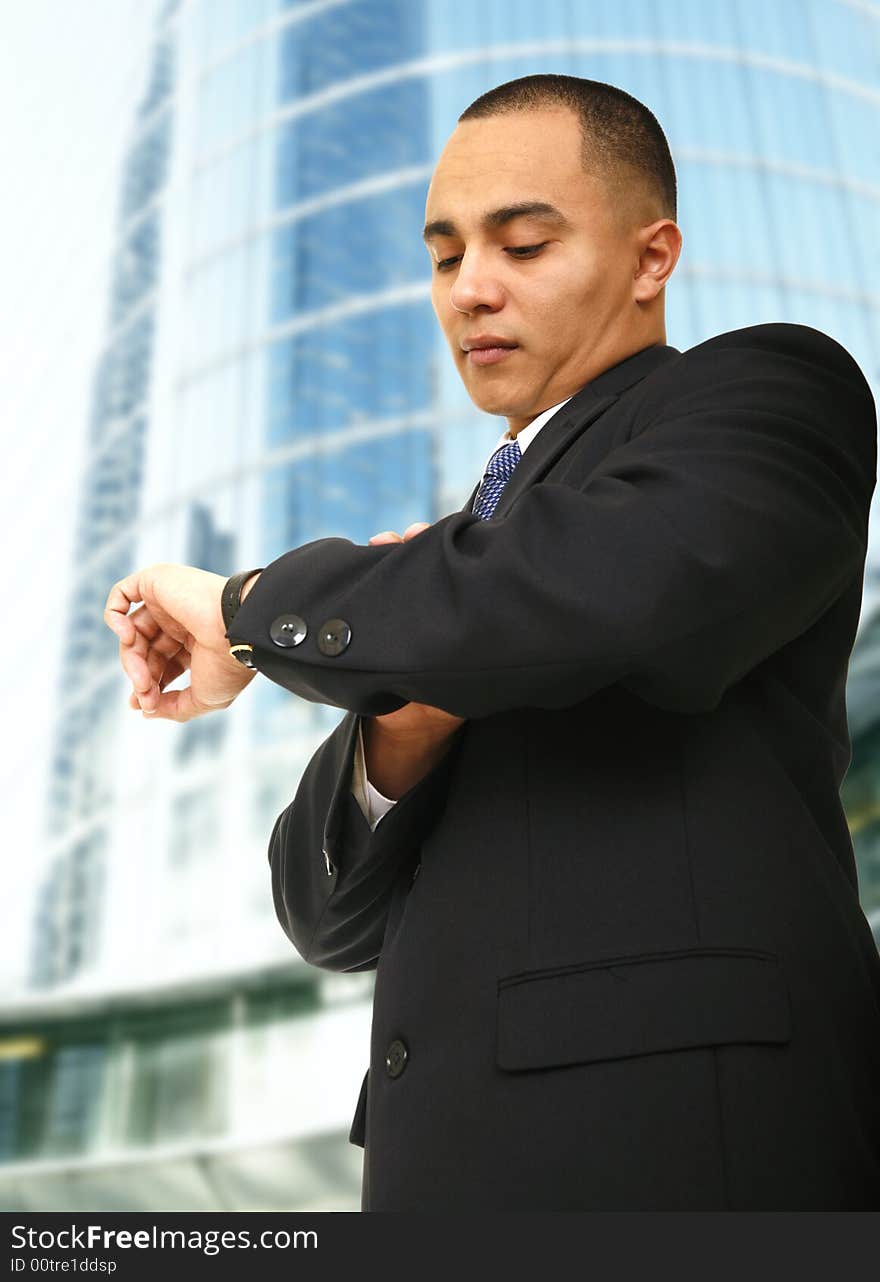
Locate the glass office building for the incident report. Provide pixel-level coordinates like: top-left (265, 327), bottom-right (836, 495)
top-left (2, 0), bottom-right (878, 1210)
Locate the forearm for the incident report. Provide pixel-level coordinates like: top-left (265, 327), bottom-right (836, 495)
top-left (274, 710), bottom-right (465, 972)
top-left (223, 327), bottom-right (875, 720)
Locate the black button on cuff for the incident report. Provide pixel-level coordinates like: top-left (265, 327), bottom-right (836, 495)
top-left (385, 1039), bottom-right (408, 1078)
top-left (317, 618), bottom-right (351, 656)
top-left (270, 614), bottom-right (307, 647)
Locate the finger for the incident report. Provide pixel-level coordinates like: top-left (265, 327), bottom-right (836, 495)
top-left (136, 680), bottom-right (217, 724)
top-left (115, 603), bottom-right (186, 697)
top-left (117, 628), bottom-right (162, 697)
top-left (121, 644), bottom-right (160, 710)
top-left (128, 653), bottom-right (190, 710)
top-left (368, 531), bottom-right (403, 544)
top-left (403, 522), bottom-right (431, 539)
top-left (118, 625), bottom-right (161, 681)
top-left (104, 569), bottom-right (154, 643)
top-left (106, 609), bottom-right (135, 644)
top-left (115, 605), bottom-right (184, 670)
top-left (368, 531), bottom-right (403, 543)
top-left (142, 630), bottom-right (187, 680)
top-left (123, 603), bottom-right (168, 649)
top-left (117, 602), bottom-right (157, 643)
top-left (120, 636), bottom-right (184, 713)
top-left (154, 653), bottom-right (190, 692)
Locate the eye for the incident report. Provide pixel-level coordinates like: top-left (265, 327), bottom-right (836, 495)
top-left (505, 242), bottom-right (549, 259)
top-left (433, 242), bottom-right (550, 271)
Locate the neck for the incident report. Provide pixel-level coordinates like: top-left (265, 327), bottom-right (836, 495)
top-left (505, 323), bottom-right (667, 438)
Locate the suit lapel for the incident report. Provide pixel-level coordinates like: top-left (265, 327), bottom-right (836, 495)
top-left (486, 391), bottom-right (619, 519)
top-left (461, 341), bottom-right (681, 519)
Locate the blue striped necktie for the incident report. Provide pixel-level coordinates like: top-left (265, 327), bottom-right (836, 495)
top-left (471, 439), bottom-right (523, 520)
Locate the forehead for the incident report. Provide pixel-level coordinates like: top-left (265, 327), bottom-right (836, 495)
top-left (426, 108), bottom-right (595, 219)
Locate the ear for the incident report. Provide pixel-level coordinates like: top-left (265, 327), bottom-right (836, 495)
top-left (633, 219), bottom-right (682, 302)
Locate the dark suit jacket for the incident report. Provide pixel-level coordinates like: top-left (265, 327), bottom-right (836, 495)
top-left (228, 322), bottom-right (880, 1210)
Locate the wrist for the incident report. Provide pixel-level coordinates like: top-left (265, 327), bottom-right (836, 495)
top-left (362, 716), bottom-right (457, 799)
top-left (240, 571), bottom-right (261, 604)
top-left (222, 566), bottom-right (265, 669)
top-left (366, 715), bottom-right (438, 751)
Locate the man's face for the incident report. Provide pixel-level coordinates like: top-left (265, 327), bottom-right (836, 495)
top-left (424, 107), bottom-right (648, 432)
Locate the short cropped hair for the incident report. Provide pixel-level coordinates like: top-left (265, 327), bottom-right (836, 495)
top-left (458, 74), bottom-right (677, 229)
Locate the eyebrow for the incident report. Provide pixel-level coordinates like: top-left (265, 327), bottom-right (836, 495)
top-left (421, 200), bottom-right (573, 243)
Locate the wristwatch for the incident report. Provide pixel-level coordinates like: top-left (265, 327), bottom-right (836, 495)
top-left (222, 567), bottom-right (264, 668)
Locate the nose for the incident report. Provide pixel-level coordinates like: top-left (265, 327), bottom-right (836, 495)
top-left (448, 248), bottom-right (505, 315)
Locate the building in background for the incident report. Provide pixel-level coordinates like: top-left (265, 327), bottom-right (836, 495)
top-left (2, 0), bottom-right (879, 1211)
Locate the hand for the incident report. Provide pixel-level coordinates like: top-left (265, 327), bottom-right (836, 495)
top-left (103, 563), bottom-right (257, 722)
top-left (366, 523), bottom-right (467, 741)
top-left (367, 521), bottom-right (432, 546)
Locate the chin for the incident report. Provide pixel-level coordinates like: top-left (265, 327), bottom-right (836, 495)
top-left (465, 381), bottom-right (524, 417)
top-left (468, 394), bottom-right (513, 416)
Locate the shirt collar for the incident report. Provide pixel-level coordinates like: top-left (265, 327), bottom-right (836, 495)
top-left (482, 394), bottom-right (574, 472)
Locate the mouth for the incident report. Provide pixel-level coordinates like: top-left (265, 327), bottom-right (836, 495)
top-left (467, 346), bottom-right (518, 366)
top-left (461, 337), bottom-right (520, 367)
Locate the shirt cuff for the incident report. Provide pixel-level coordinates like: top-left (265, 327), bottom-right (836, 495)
top-left (351, 719), bottom-right (398, 831)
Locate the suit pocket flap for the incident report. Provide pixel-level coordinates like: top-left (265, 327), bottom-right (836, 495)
top-left (496, 947), bottom-right (791, 1071)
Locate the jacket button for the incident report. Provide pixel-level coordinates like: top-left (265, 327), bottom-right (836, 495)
top-left (385, 1039), bottom-right (408, 1078)
top-left (269, 614), bottom-right (307, 647)
top-left (317, 618), bottom-right (351, 657)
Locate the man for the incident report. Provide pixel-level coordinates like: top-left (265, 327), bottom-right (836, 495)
top-left (104, 75), bottom-right (880, 1210)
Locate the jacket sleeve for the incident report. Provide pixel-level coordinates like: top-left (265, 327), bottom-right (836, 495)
top-left (270, 708), bottom-right (466, 972)
top-left (230, 323), bottom-right (876, 718)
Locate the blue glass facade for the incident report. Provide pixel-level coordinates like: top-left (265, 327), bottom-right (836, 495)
top-left (5, 0), bottom-right (878, 1210)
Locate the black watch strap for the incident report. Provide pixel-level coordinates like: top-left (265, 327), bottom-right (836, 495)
top-left (222, 568), bottom-right (264, 668)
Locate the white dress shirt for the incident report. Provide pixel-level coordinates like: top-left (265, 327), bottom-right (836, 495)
top-left (350, 393), bottom-right (575, 830)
